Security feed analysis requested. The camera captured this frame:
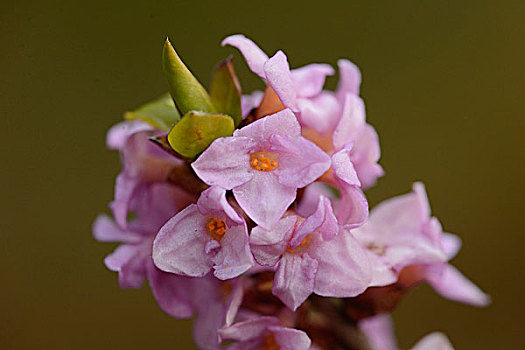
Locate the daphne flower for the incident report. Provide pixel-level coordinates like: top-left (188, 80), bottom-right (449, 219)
top-left (222, 34), bottom-right (383, 188)
top-left (106, 121), bottom-right (184, 228)
top-left (92, 182), bottom-right (195, 318)
top-left (354, 183), bottom-right (490, 305)
top-left (250, 195), bottom-right (371, 310)
top-left (192, 109), bottom-right (331, 228)
top-left (218, 316), bottom-right (311, 350)
top-left (153, 186), bottom-right (254, 280)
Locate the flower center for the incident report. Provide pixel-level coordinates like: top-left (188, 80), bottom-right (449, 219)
top-left (262, 333), bottom-right (279, 350)
top-left (365, 242), bottom-right (386, 256)
top-left (286, 234), bottom-right (311, 253)
top-left (250, 152), bottom-right (279, 172)
top-left (207, 217), bottom-right (227, 241)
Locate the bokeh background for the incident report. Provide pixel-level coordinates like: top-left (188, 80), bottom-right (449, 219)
top-left (1, 0), bottom-right (523, 349)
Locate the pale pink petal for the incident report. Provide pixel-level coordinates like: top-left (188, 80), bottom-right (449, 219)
top-left (271, 326), bottom-right (312, 350)
top-left (310, 229), bottom-right (371, 297)
top-left (106, 120), bottom-right (151, 150)
top-left (411, 332), bottom-right (454, 350)
top-left (111, 174), bottom-right (141, 229)
top-left (264, 51), bottom-right (299, 113)
top-left (351, 124), bottom-right (384, 188)
top-left (250, 215), bottom-right (297, 266)
top-left (197, 186), bottom-right (242, 224)
top-left (333, 94), bottom-right (366, 151)
top-left (291, 63), bottom-right (335, 98)
top-left (331, 146), bottom-right (361, 187)
top-left (359, 314), bottom-right (398, 350)
top-left (152, 205), bottom-right (213, 277)
top-left (335, 186), bottom-right (369, 229)
top-left (426, 264), bottom-right (491, 306)
top-left (146, 260), bottom-right (194, 319)
top-left (222, 34), bottom-right (269, 79)
top-left (296, 182), bottom-right (335, 218)
top-left (270, 134), bottom-right (331, 188)
top-left (336, 59), bottom-right (362, 99)
top-left (234, 108), bottom-right (301, 141)
top-left (212, 224), bottom-right (254, 280)
top-left (219, 316), bottom-right (280, 342)
top-left (296, 93), bottom-right (341, 134)
top-left (105, 244), bottom-right (147, 289)
top-left (273, 253), bottom-right (318, 310)
top-left (92, 214), bottom-right (141, 244)
top-left (233, 172), bottom-right (296, 229)
top-left (291, 196), bottom-right (338, 248)
top-left (192, 136), bottom-right (257, 189)
top-left (366, 251), bottom-right (398, 287)
top-left (441, 233), bottom-right (462, 260)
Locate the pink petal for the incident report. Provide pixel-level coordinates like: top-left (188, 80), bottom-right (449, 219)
top-left (310, 229), bottom-right (371, 297)
top-left (351, 124), bottom-right (384, 188)
top-left (219, 316), bottom-right (280, 342)
top-left (234, 108), bottom-right (301, 141)
top-left (250, 215), bottom-right (297, 266)
top-left (233, 172), bottom-right (296, 229)
top-left (105, 244), bottom-right (147, 289)
top-left (271, 326), bottom-right (312, 350)
top-left (212, 224), bottom-right (254, 280)
top-left (296, 93), bottom-right (341, 134)
top-left (335, 59), bottom-right (362, 99)
top-left (335, 186), bottom-right (369, 229)
top-left (332, 94), bottom-right (366, 151)
top-left (295, 182), bottom-right (335, 217)
top-left (331, 146), bottom-right (361, 187)
top-left (272, 253), bottom-right (318, 310)
top-left (152, 205), bottom-right (213, 277)
top-left (146, 260), bottom-right (194, 319)
top-left (106, 120), bottom-right (151, 150)
top-left (92, 214), bottom-right (141, 243)
top-left (426, 264), bottom-right (491, 306)
top-left (222, 34), bottom-right (269, 79)
top-left (192, 136), bottom-right (257, 190)
top-left (270, 134), bottom-right (331, 188)
top-left (410, 332), bottom-right (454, 350)
top-left (366, 251), bottom-right (398, 287)
top-left (441, 232), bottom-right (462, 260)
top-left (291, 196), bottom-right (338, 248)
top-left (111, 174), bottom-right (141, 229)
top-left (359, 314), bottom-right (398, 350)
top-left (197, 186), bottom-right (242, 224)
top-left (291, 63), bottom-right (334, 98)
top-left (263, 51), bottom-right (299, 113)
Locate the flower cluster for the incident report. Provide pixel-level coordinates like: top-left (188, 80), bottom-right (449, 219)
top-left (94, 35), bottom-right (489, 349)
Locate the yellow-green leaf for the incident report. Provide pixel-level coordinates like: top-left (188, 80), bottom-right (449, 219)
top-left (124, 93), bottom-right (180, 132)
top-left (210, 57), bottom-right (242, 126)
top-left (163, 38), bottom-right (216, 115)
top-left (167, 111), bottom-right (234, 158)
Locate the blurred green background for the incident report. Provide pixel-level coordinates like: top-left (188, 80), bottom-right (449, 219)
top-left (1, 0), bottom-right (523, 348)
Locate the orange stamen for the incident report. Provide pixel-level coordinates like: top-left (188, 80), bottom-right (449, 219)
top-left (250, 152), bottom-right (279, 172)
top-left (262, 333), bottom-right (279, 350)
top-left (207, 217), bottom-right (227, 240)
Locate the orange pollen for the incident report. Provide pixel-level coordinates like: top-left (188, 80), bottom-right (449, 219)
top-left (286, 235), bottom-right (311, 253)
top-left (207, 217), bottom-right (226, 240)
top-left (262, 333), bottom-right (279, 350)
top-left (250, 152), bottom-right (279, 172)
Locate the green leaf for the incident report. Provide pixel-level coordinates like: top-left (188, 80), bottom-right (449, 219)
top-left (210, 57), bottom-right (242, 126)
top-left (124, 93), bottom-right (181, 132)
top-left (167, 111), bottom-right (234, 158)
top-left (163, 38), bottom-right (217, 115)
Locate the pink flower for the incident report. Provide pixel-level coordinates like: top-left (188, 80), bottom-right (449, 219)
top-left (218, 316), bottom-right (311, 350)
top-left (222, 34), bottom-right (383, 188)
top-left (106, 120), bottom-right (184, 228)
top-left (92, 182), bottom-right (194, 318)
top-left (153, 186), bottom-right (254, 280)
top-left (354, 183), bottom-right (490, 305)
top-left (192, 109), bottom-right (331, 229)
top-left (250, 195), bottom-right (371, 310)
